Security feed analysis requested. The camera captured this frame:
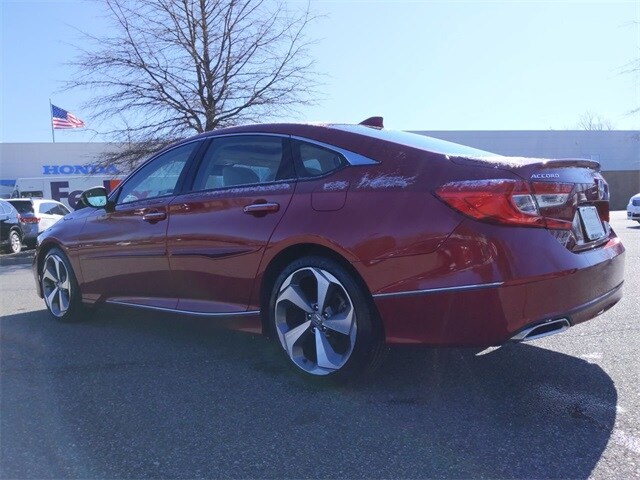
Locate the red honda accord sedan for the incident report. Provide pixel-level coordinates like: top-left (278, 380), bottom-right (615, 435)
top-left (33, 118), bottom-right (625, 380)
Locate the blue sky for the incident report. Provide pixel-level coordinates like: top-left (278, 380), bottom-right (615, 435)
top-left (1, 0), bottom-right (638, 143)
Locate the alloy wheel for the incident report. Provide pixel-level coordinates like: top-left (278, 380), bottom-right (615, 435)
top-left (42, 254), bottom-right (71, 317)
top-left (274, 267), bottom-right (357, 375)
top-left (9, 231), bottom-right (21, 253)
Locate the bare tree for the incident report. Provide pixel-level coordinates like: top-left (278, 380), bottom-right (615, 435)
top-left (68, 0), bottom-right (320, 170)
top-left (577, 111), bottom-right (614, 131)
top-left (622, 20), bottom-right (640, 116)
top-left (624, 57), bottom-right (640, 116)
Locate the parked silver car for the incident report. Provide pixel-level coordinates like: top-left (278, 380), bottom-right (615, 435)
top-left (627, 193), bottom-right (640, 224)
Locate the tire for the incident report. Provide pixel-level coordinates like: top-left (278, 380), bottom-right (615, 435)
top-left (268, 256), bottom-right (385, 382)
top-left (6, 230), bottom-right (22, 254)
top-left (41, 247), bottom-right (85, 323)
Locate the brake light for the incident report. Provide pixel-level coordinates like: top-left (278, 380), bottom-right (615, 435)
top-left (435, 179), bottom-right (572, 229)
top-left (19, 215), bottom-right (39, 224)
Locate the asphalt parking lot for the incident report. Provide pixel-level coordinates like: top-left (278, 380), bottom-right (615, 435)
top-left (1, 211), bottom-right (638, 479)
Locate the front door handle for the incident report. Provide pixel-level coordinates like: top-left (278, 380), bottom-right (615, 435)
top-left (142, 211), bottom-right (167, 222)
top-left (243, 202), bottom-right (280, 215)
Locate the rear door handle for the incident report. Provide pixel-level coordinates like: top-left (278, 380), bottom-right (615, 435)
top-left (243, 202), bottom-right (280, 215)
top-left (142, 211), bottom-right (167, 222)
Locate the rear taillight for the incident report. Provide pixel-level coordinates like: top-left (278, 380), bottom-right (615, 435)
top-left (19, 215), bottom-right (39, 224)
top-left (530, 182), bottom-right (574, 229)
top-left (435, 179), bottom-right (573, 229)
top-left (530, 182), bottom-right (573, 208)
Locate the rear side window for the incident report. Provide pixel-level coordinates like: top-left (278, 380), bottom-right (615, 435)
top-left (0, 202), bottom-right (10, 214)
top-left (295, 141), bottom-right (344, 178)
top-left (192, 136), bottom-right (293, 191)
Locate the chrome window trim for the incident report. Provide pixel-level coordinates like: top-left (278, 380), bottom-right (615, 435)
top-left (106, 299), bottom-right (260, 317)
top-left (209, 133), bottom-right (289, 139)
top-left (372, 281), bottom-right (504, 299)
top-left (189, 134), bottom-right (294, 193)
top-left (204, 132), bottom-right (379, 166)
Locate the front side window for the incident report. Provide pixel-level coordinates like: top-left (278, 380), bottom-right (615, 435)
top-left (54, 204), bottom-right (70, 216)
top-left (192, 136), bottom-right (292, 192)
top-left (39, 202), bottom-right (58, 215)
top-left (118, 142), bottom-right (198, 204)
top-left (295, 141), bottom-right (344, 178)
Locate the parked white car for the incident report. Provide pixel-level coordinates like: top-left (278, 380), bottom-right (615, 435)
top-left (6, 198), bottom-right (70, 247)
top-left (627, 193), bottom-right (640, 224)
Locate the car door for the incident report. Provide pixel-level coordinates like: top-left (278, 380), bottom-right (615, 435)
top-left (77, 141), bottom-right (202, 307)
top-left (166, 135), bottom-right (296, 313)
top-left (0, 202), bottom-right (11, 243)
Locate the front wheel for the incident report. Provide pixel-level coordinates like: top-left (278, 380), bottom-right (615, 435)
top-left (269, 256), bottom-right (384, 382)
top-left (41, 248), bottom-right (85, 322)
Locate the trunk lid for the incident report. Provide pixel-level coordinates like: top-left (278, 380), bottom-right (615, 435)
top-left (449, 155), bottom-right (611, 251)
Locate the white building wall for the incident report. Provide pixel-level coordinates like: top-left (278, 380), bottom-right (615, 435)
top-left (1, 131), bottom-right (638, 204)
top-left (0, 143), bottom-right (123, 197)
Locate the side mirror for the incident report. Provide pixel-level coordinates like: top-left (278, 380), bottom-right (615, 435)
top-left (78, 186), bottom-right (110, 210)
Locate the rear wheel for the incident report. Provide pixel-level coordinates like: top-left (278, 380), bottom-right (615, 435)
top-left (269, 256), bottom-right (384, 382)
top-left (7, 230), bottom-right (22, 254)
top-left (41, 248), bottom-right (85, 322)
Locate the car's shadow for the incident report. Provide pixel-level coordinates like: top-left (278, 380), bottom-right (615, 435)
top-left (1, 307), bottom-right (617, 479)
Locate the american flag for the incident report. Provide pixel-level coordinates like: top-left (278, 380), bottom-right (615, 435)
top-left (51, 104), bottom-right (86, 129)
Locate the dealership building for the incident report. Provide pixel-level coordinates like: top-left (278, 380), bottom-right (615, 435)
top-left (1, 130), bottom-right (638, 209)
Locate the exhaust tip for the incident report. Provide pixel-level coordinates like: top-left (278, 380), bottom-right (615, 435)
top-left (510, 318), bottom-right (571, 342)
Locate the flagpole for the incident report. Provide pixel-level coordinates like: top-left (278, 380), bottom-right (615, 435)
top-left (49, 99), bottom-right (55, 143)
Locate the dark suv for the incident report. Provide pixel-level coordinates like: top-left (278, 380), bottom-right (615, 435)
top-left (0, 199), bottom-right (24, 254)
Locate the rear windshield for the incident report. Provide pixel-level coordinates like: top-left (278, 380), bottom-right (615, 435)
top-left (332, 125), bottom-right (498, 157)
top-left (7, 200), bottom-right (34, 214)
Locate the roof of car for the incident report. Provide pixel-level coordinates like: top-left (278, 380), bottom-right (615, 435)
top-left (150, 120), bottom-right (496, 163)
top-left (0, 199), bottom-right (18, 211)
top-left (185, 123), bottom-right (496, 157)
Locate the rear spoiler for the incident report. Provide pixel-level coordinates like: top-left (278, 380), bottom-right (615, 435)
top-left (449, 155), bottom-right (601, 171)
top-left (541, 159), bottom-right (601, 170)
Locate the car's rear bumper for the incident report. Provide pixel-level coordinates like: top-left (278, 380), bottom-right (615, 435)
top-left (20, 224), bottom-right (37, 241)
top-left (372, 236), bottom-right (625, 346)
